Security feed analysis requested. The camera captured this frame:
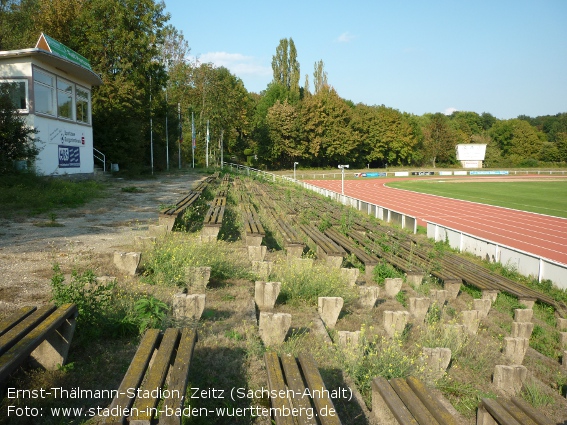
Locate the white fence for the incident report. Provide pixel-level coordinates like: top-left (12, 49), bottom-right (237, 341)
top-left (427, 222), bottom-right (567, 289)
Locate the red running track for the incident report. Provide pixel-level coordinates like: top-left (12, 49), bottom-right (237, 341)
top-left (305, 176), bottom-right (567, 266)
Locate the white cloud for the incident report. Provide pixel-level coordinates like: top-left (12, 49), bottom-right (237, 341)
top-left (193, 52), bottom-right (271, 77)
top-left (444, 107), bottom-right (458, 115)
top-left (337, 32), bottom-right (356, 43)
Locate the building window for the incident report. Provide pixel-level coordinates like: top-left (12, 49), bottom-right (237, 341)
top-left (57, 77), bottom-right (74, 120)
top-left (34, 70), bottom-right (55, 115)
top-left (0, 80), bottom-right (28, 112)
top-left (76, 86), bottom-right (90, 124)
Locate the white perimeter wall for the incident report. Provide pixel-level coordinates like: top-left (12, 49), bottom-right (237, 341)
top-left (427, 222), bottom-right (567, 290)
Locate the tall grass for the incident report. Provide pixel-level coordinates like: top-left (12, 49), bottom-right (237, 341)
top-left (270, 259), bottom-right (358, 307)
top-left (141, 233), bottom-right (253, 286)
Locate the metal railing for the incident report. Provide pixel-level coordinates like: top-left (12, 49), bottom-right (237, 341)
top-left (93, 147), bottom-right (106, 172)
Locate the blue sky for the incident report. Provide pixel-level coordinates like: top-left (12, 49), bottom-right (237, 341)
top-left (163, 0), bottom-right (567, 119)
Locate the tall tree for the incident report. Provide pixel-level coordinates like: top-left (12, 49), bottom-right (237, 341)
top-left (421, 113), bottom-right (457, 167)
top-left (271, 37), bottom-right (300, 103)
top-left (265, 100), bottom-right (305, 166)
top-left (73, 0), bottom-right (170, 169)
top-left (490, 119), bottom-right (545, 163)
top-left (313, 59), bottom-right (328, 94)
top-left (301, 86), bottom-right (358, 166)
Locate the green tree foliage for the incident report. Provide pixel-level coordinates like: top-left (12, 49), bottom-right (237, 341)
top-left (421, 113), bottom-right (457, 167)
top-left (271, 38), bottom-right (300, 104)
top-left (490, 119), bottom-right (545, 164)
top-left (182, 63), bottom-right (252, 166)
top-left (313, 59), bottom-right (328, 94)
top-left (556, 133), bottom-right (567, 162)
top-left (352, 105), bottom-right (419, 167)
top-left (301, 86), bottom-right (358, 166)
top-left (265, 100), bottom-right (305, 166)
top-left (0, 85), bottom-right (39, 173)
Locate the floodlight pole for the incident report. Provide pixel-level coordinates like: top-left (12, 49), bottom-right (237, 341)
top-left (338, 164), bottom-right (349, 196)
top-left (293, 162), bottom-right (299, 180)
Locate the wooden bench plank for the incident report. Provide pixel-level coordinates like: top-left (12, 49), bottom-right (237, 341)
top-left (405, 376), bottom-right (459, 425)
top-left (498, 398), bottom-right (539, 425)
top-left (297, 353), bottom-right (341, 425)
top-left (105, 329), bottom-right (161, 424)
top-left (510, 396), bottom-right (554, 425)
top-left (389, 377), bottom-right (438, 425)
top-left (0, 306), bottom-right (36, 337)
top-left (480, 398), bottom-right (522, 425)
top-left (159, 328), bottom-right (198, 425)
top-left (131, 328), bottom-right (180, 423)
top-left (280, 354), bottom-right (317, 425)
top-left (372, 376), bottom-right (418, 425)
top-left (264, 352), bottom-right (295, 425)
top-left (0, 304), bottom-right (78, 384)
top-left (0, 305), bottom-right (55, 355)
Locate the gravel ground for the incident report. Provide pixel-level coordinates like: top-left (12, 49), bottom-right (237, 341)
top-left (0, 172), bottom-right (204, 318)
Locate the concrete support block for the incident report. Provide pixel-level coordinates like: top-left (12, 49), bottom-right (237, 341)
top-left (172, 293), bottom-right (206, 320)
top-left (408, 297), bottom-right (431, 322)
top-left (286, 244), bottom-right (304, 258)
top-left (493, 365), bottom-right (527, 396)
top-left (371, 377), bottom-right (398, 425)
top-left (461, 310), bottom-right (481, 335)
top-left (358, 286), bottom-right (380, 309)
top-left (252, 261), bottom-right (273, 280)
top-left (519, 298), bottom-right (535, 309)
top-left (557, 318), bottom-right (567, 331)
top-left (248, 245), bottom-right (267, 262)
top-left (384, 278), bottom-right (403, 298)
top-left (514, 309), bottom-right (533, 323)
top-left (563, 351), bottom-right (567, 369)
top-left (503, 337), bottom-right (529, 365)
top-left (337, 330), bottom-right (361, 347)
top-left (429, 290), bottom-right (448, 307)
top-left (560, 332), bottom-right (567, 348)
top-left (158, 216), bottom-right (176, 231)
top-left (254, 281), bottom-right (281, 311)
top-left (134, 236), bottom-right (156, 249)
top-left (422, 347), bottom-right (451, 375)
top-left (259, 312), bottom-right (291, 346)
top-left (383, 310), bottom-right (410, 338)
top-left (324, 254), bottom-right (344, 269)
top-left (246, 235), bottom-right (263, 247)
top-left (406, 271), bottom-right (424, 286)
top-left (318, 297), bottom-right (344, 329)
top-left (444, 279), bottom-right (462, 300)
top-left (113, 251), bottom-right (141, 276)
top-left (184, 266), bottom-right (211, 291)
top-left (482, 290), bottom-right (499, 303)
top-left (30, 314), bottom-right (77, 370)
top-left (473, 299), bottom-right (492, 319)
top-left (201, 225), bottom-right (220, 240)
top-left (148, 224), bottom-right (168, 236)
top-left (511, 322), bottom-right (534, 339)
top-left (341, 267), bottom-right (360, 287)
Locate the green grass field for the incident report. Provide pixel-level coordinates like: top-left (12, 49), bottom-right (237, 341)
top-left (387, 179), bottom-right (567, 218)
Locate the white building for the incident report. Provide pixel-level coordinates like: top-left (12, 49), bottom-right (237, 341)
top-left (0, 34), bottom-right (102, 175)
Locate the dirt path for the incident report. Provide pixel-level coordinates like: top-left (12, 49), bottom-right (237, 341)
top-left (0, 172), bottom-right (204, 317)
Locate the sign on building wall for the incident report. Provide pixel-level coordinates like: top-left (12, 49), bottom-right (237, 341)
top-left (456, 144), bottom-right (487, 161)
top-left (58, 145), bottom-right (80, 168)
